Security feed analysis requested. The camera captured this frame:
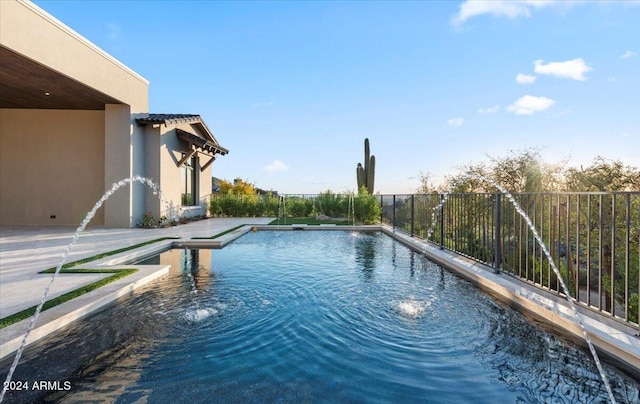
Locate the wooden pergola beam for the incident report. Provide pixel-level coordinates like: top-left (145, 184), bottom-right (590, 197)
top-left (177, 147), bottom-right (196, 167)
top-left (201, 155), bottom-right (216, 172)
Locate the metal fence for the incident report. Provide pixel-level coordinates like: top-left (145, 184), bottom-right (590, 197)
top-left (381, 192), bottom-right (640, 332)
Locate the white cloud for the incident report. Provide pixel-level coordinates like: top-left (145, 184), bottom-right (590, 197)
top-left (533, 58), bottom-right (592, 81)
top-left (478, 105), bottom-right (500, 114)
top-left (452, 0), bottom-right (568, 25)
top-left (621, 50), bottom-right (637, 59)
top-left (515, 73), bottom-right (536, 84)
top-left (507, 95), bottom-right (556, 115)
top-left (264, 160), bottom-right (289, 172)
top-left (447, 117), bottom-right (465, 127)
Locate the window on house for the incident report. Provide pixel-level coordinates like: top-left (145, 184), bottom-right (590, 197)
top-left (181, 155), bottom-right (198, 206)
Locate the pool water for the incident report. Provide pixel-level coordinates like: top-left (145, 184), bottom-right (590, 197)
top-left (2, 231), bottom-right (639, 403)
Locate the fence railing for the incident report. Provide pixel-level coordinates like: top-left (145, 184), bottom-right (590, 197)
top-left (382, 192), bottom-right (640, 332)
top-left (202, 191), bottom-right (638, 330)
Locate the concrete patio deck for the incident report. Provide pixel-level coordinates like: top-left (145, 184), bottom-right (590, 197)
top-left (0, 218), bottom-right (272, 360)
top-left (0, 218), bottom-right (272, 318)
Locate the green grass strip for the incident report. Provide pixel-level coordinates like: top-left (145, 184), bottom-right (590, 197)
top-left (3, 237), bottom-right (176, 328)
top-left (191, 224), bottom-right (247, 239)
top-left (0, 268), bottom-right (138, 329)
top-left (268, 217), bottom-right (351, 225)
top-left (40, 237), bottom-right (178, 273)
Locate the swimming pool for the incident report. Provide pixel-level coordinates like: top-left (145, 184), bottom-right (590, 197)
top-left (2, 231), bottom-right (638, 402)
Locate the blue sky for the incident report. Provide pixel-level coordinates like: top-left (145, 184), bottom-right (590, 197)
top-left (36, 0), bottom-right (639, 194)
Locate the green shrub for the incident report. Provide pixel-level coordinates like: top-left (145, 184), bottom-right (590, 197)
top-left (629, 294), bottom-right (638, 324)
top-left (316, 191), bottom-right (348, 217)
top-left (263, 194), bottom-right (280, 216)
top-left (210, 191), bottom-right (381, 222)
top-left (286, 197), bottom-right (314, 217)
top-left (209, 195), bottom-right (223, 216)
top-left (355, 187), bottom-right (381, 224)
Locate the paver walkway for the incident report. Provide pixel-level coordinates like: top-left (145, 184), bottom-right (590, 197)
top-left (0, 218), bottom-right (272, 318)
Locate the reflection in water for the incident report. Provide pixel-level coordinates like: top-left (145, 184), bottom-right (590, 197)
top-left (0, 286), bottom-right (178, 403)
top-left (355, 233), bottom-right (377, 280)
top-left (409, 250), bottom-right (415, 277)
top-left (1, 232), bottom-right (638, 403)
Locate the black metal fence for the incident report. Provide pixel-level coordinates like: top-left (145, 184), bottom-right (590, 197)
top-left (381, 192), bottom-right (640, 332)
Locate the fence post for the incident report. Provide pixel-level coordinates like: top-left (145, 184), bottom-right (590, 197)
top-left (439, 194), bottom-right (444, 250)
top-left (494, 193), bottom-right (502, 274)
top-left (380, 194), bottom-right (383, 224)
top-left (410, 194), bottom-right (415, 237)
top-left (392, 195), bottom-right (396, 229)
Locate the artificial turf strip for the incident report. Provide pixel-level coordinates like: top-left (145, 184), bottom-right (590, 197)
top-left (0, 268), bottom-right (138, 329)
top-left (40, 237), bottom-right (179, 273)
top-left (191, 224), bottom-right (246, 239)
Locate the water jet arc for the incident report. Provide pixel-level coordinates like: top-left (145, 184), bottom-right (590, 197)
top-left (0, 176), bottom-right (174, 403)
top-left (423, 174), bottom-right (616, 403)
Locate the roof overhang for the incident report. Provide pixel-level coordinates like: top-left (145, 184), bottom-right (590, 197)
top-left (176, 129), bottom-right (229, 156)
top-left (136, 114), bottom-right (229, 158)
top-left (0, 45), bottom-right (124, 109)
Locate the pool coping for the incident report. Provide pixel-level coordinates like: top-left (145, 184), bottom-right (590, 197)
top-left (0, 264), bottom-right (170, 361)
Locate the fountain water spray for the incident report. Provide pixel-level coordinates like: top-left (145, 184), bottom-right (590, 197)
top-left (348, 193), bottom-right (356, 226)
top-left (0, 176), bottom-right (176, 403)
top-left (183, 249), bottom-right (199, 303)
top-left (421, 173), bottom-right (616, 403)
top-left (278, 196), bottom-right (287, 225)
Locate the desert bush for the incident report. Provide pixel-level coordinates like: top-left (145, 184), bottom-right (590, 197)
top-left (354, 187), bottom-right (381, 224)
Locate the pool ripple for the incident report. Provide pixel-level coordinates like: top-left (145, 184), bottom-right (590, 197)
top-left (2, 231), bottom-right (638, 403)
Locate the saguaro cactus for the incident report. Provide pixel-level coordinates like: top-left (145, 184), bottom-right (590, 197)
top-left (356, 138), bottom-right (375, 194)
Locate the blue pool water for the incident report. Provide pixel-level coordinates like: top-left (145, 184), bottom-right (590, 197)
top-left (2, 231), bottom-right (639, 403)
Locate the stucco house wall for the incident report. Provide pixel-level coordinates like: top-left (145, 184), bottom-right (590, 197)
top-left (0, 1), bottom-right (226, 227)
top-left (0, 109), bottom-right (106, 225)
top-left (0, 1), bottom-right (148, 111)
top-left (0, 1), bottom-right (151, 227)
top-left (140, 119), bottom-right (222, 223)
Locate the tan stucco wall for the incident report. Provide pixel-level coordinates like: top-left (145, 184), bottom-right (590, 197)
top-left (144, 123), bottom-right (217, 220)
top-left (199, 155), bottom-right (214, 206)
top-left (160, 124), bottom-right (193, 213)
top-left (104, 104), bottom-right (135, 227)
top-left (0, 1), bottom-right (151, 227)
top-left (0, 0), bottom-right (149, 112)
top-left (188, 123), bottom-right (215, 208)
top-left (0, 2), bottom-right (224, 227)
top-left (0, 109), bottom-right (105, 225)
top-left (142, 125), bottom-right (162, 219)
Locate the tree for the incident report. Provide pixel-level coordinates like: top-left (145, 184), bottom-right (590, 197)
top-left (219, 178), bottom-right (257, 195)
top-left (563, 156), bottom-right (640, 191)
top-left (415, 172), bottom-right (440, 194)
top-left (562, 157), bottom-right (640, 312)
top-left (444, 147), bottom-right (565, 193)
